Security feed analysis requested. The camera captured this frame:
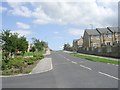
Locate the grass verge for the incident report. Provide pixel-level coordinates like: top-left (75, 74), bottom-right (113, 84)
top-left (71, 53), bottom-right (120, 65)
top-left (24, 51), bottom-right (45, 56)
top-left (2, 52), bottom-right (44, 75)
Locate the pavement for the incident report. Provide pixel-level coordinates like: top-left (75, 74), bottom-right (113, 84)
top-left (63, 50), bottom-right (119, 61)
top-left (30, 49), bottom-right (53, 74)
top-left (1, 49), bottom-right (52, 77)
top-left (2, 51), bottom-right (119, 88)
top-left (31, 58), bottom-right (52, 74)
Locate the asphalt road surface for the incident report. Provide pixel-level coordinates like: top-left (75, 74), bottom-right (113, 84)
top-left (2, 51), bottom-right (119, 88)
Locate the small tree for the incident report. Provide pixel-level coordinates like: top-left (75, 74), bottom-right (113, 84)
top-left (17, 36), bottom-right (28, 56)
top-left (1, 30), bottom-right (28, 60)
top-left (32, 38), bottom-right (48, 52)
top-left (31, 46), bottom-right (36, 52)
top-left (63, 43), bottom-right (71, 51)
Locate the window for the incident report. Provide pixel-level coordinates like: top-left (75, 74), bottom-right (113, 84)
top-left (91, 36), bottom-right (100, 40)
top-left (106, 42), bottom-right (111, 46)
top-left (93, 43), bottom-right (98, 48)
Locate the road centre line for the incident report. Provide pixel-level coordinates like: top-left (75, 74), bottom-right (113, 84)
top-left (71, 61), bottom-right (77, 64)
top-left (63, 57), bottom-right (70, 61)
top-left (58, 54), bottom-right (71, 61)
top-left (59, 53), bottom-right (119, 80)
top-left (98, 71), bottom-right (119, 80)
top-left (79, 65), bottom-right (92, 70)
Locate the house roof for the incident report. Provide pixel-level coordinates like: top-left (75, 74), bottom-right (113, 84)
top-left (96, 28), bottom-right (112, 34)
top-left (107, 27), bottom-right (120, 33)
top-left (73, 39), bottom-right (80, 42)
top-left (85, 29), bottom-right (100, 36)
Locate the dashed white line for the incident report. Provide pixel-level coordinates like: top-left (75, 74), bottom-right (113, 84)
top-left (63, 56), bottom-right (71, 61)
top-left (80, 65), bottom-right (92, 70)
top-left (71, 61), bottom-right (77, 64)
top-left (98, 71), bottom-right (119, 80)
top-left (107, 63), bottom-right (119, 66)
top-left (66, 58), bottom-right (70, 61)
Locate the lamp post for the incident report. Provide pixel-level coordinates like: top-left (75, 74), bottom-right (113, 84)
top-left (90, 24), bottom-right (93, 29)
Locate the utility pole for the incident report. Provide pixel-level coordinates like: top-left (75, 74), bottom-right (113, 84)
top-left (90, 24), bottom-right (93, 29)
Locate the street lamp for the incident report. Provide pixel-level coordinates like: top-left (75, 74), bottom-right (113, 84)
top-left (90, 24), bottom-right (93, 29)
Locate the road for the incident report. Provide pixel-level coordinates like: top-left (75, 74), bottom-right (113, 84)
top-left (2, 51), bottom-right (119, 88)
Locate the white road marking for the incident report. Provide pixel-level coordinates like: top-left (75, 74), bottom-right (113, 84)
top-left (98, 71), bottom-right (119, 80)
top-left (64, 57), bottom-right (66, 59)
top-left (79, 61), bottom-right (87, 63)
top-left (80, 65), bottom-right (92, 70)
top-left (63, 56), bottom-right (70, 61)
top-left (66, 58), bottom-right (70, 61)
top-left (71, 61), bottom-right (77, 64)
top-left (107, 63), bottom-right (119, 66)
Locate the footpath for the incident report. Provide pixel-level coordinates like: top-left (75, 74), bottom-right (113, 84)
top-left (1, 49), bottom-right (53, 77)
top-left (31, 49), bottom-right (52, 74)
top-left (63, 50), bottom-right (119, 61)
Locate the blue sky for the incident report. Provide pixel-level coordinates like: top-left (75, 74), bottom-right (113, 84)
top-left (0, 0), bottom-right (118, 50)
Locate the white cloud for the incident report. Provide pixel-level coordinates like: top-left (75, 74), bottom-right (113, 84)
top-left (11, 30), bottom-right (32, 37)
top-left (16, 22), bottom-right (30, 29)
top-left (0, 6), bottom-right (7, 13)
top-left (7, 2), bottom-right (32, 17)
top-left (5, 0), bottom-right (119, 2)
top-left (9, 6), bottom-right (32, 17)
top-left (31, 1), bottom-right (117, 27)
top-left (7, 1), bottom-right (118, 27)
top-left (68, 28), bottom-right (84, 37)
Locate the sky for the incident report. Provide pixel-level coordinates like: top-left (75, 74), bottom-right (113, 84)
top-left (0, 0), bottom-right (119, 50)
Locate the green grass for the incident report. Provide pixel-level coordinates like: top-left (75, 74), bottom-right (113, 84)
top-left (71, 53), bottom-right (120, 65)
top-left (0, 51), bottom-right (2, 60)
top-left (2, 51), bottom-right (44, 75)
top-left (24, 51), bottom-right (45, 56)
top-left (0, 51), bottom-right (2, 67)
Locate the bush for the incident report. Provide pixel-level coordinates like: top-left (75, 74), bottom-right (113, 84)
top-left (2, 52), bottom-right (44, 75)
top-left (2, 70), bottom-right (12, 75)
top-left (27, 59), bottom-right (34, 65)
top-left (1, 60), bottom-right (8, 70)
top-left (8, 57), bottom-right (24, 69)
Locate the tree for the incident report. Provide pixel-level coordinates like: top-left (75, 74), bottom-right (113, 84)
top-left (1, 30), bottom-right (13, 61)
top-left (32, 38), bottom-right (48, 52)
top-left (31, 46), bottom-right (36, 52)
top-left (1, 30), bottom-right (28, 60)
top-left (17, 36), bottom-right (28, 56)
top-left (63, 43), bottom-right (71, 51)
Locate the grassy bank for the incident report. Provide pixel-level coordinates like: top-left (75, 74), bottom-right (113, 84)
top-left (2, 52), bottom-right (44, 75)
top-left (24, 51), bottom-right (45, 56)
top-left (71, 53), bottom-right (120, 65)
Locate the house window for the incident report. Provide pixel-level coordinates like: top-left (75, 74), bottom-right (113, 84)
top-left (93, 43), bottom-right (98, 48)
top-left (108, 34), bottom-right (112, 38)
top-left (107, 42), bottom-right (110, 45)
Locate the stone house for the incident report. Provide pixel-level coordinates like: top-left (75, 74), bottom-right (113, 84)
top-left (73, 37), bottom-right (83, 51)
top-left (107, 27), bottom-right (120, 45)
top-left (83, 29), bottom-right (100, 51)
top-left (96, 28), bottom-right (113, 46)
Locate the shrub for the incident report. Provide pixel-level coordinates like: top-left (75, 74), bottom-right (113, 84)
top-left (8, 57), bottom-right (24, 69)
top-left (1, 60), bottom-right (8, 70)
top-left (2, 70), bottom-right (12, 75)
top-left (27, 59), bottom-right (34, 65)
